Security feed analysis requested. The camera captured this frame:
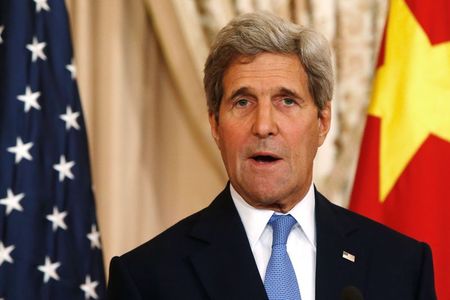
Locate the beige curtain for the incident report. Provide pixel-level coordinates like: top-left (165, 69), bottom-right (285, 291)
top-left (66, 0), bottom-right (387, 274)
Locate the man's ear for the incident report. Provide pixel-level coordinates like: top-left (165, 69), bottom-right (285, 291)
top-left (318, 101), bottom-right (331, 147)
top-left (209, 112), bottom-right (220, 147)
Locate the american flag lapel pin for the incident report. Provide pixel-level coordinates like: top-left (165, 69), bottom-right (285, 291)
top-left (342, 251), bottom-right (356, 262)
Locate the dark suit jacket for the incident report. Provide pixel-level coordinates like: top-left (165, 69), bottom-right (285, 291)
top-left (107, 186), bottom-right (436, 300)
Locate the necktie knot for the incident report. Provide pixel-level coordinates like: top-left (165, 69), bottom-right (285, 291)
top-left (269, 214), bottom-right (297, 246)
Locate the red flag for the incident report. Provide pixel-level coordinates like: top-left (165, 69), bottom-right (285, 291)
top-left (350, 0), bottom-right (450, 299)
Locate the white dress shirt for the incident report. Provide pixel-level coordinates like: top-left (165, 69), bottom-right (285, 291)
top-left (230, 183), bottom-right (316, 300)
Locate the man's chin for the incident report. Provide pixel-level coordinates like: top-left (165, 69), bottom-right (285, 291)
top-left (233, 178), bottom-right (305, 211)
top-left (239, 186), bottom-right (286, 209)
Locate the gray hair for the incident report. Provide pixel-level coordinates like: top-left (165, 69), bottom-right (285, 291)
top-left (203, 12), bottom-right (333, 120)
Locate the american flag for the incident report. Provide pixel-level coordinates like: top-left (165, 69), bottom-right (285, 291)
top-left (0, 0), bottom-right (106, 299)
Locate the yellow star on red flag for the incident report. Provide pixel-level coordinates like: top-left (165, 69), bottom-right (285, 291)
top-left (368, 0), bottom-right (450, 201)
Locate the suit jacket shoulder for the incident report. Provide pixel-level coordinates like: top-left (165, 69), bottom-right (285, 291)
top-left (314, 191), bottom-right (436, 300)
top-left (107, 186), bottom-right (267, 300)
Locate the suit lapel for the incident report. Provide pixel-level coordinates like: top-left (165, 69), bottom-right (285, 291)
top-left (315, 191), bottom-right (367, 300)
top-left (188, 186), bottom-right (268, 300)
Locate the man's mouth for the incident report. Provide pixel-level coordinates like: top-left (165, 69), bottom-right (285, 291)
top-left (250, 153), bottom-right (281, 163)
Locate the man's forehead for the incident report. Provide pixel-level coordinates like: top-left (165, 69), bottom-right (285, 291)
top-left (229, 52), bottom-right (302, 67)
top-left (222, 53), bottom-right (308, 96)
top-left (223, 53), bottom-right (305, 82)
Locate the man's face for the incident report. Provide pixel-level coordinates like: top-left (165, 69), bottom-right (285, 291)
top-left (209, 52), bottom-right (331, 212)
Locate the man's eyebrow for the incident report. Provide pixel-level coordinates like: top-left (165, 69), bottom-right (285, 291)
top-left (226, 86), bottom-right (304, 101)
top-left (277, 87), bottom-right (301, 99)
top-left (228, 87), bottom-right (252, 101)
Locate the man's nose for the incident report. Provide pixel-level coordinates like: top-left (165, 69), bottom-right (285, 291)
top-left (251, 101), bottom-right (279, 138)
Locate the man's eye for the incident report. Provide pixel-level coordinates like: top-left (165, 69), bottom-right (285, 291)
top-left (236, 99), bottom-right (249, 107)
top-left (282, 98), bottom-right (296, 106)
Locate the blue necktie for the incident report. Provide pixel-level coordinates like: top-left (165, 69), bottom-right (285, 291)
top-left (264, 214), bottom-right (301, 300)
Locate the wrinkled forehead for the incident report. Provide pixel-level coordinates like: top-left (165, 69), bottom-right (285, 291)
top-left (222, 53), bottom-right (308, 92)
top-left (218, 53), bottom-right (315, 115)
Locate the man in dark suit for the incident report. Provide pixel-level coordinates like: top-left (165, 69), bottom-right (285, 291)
top-left (107, 12), bottom-right (436, 300)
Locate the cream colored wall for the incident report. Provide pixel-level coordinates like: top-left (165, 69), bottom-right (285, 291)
top-left (66, 0), bottom-right (387, 275)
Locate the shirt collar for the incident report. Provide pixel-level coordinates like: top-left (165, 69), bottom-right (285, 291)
top-left (231, 183), bottom-right (316, 250)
